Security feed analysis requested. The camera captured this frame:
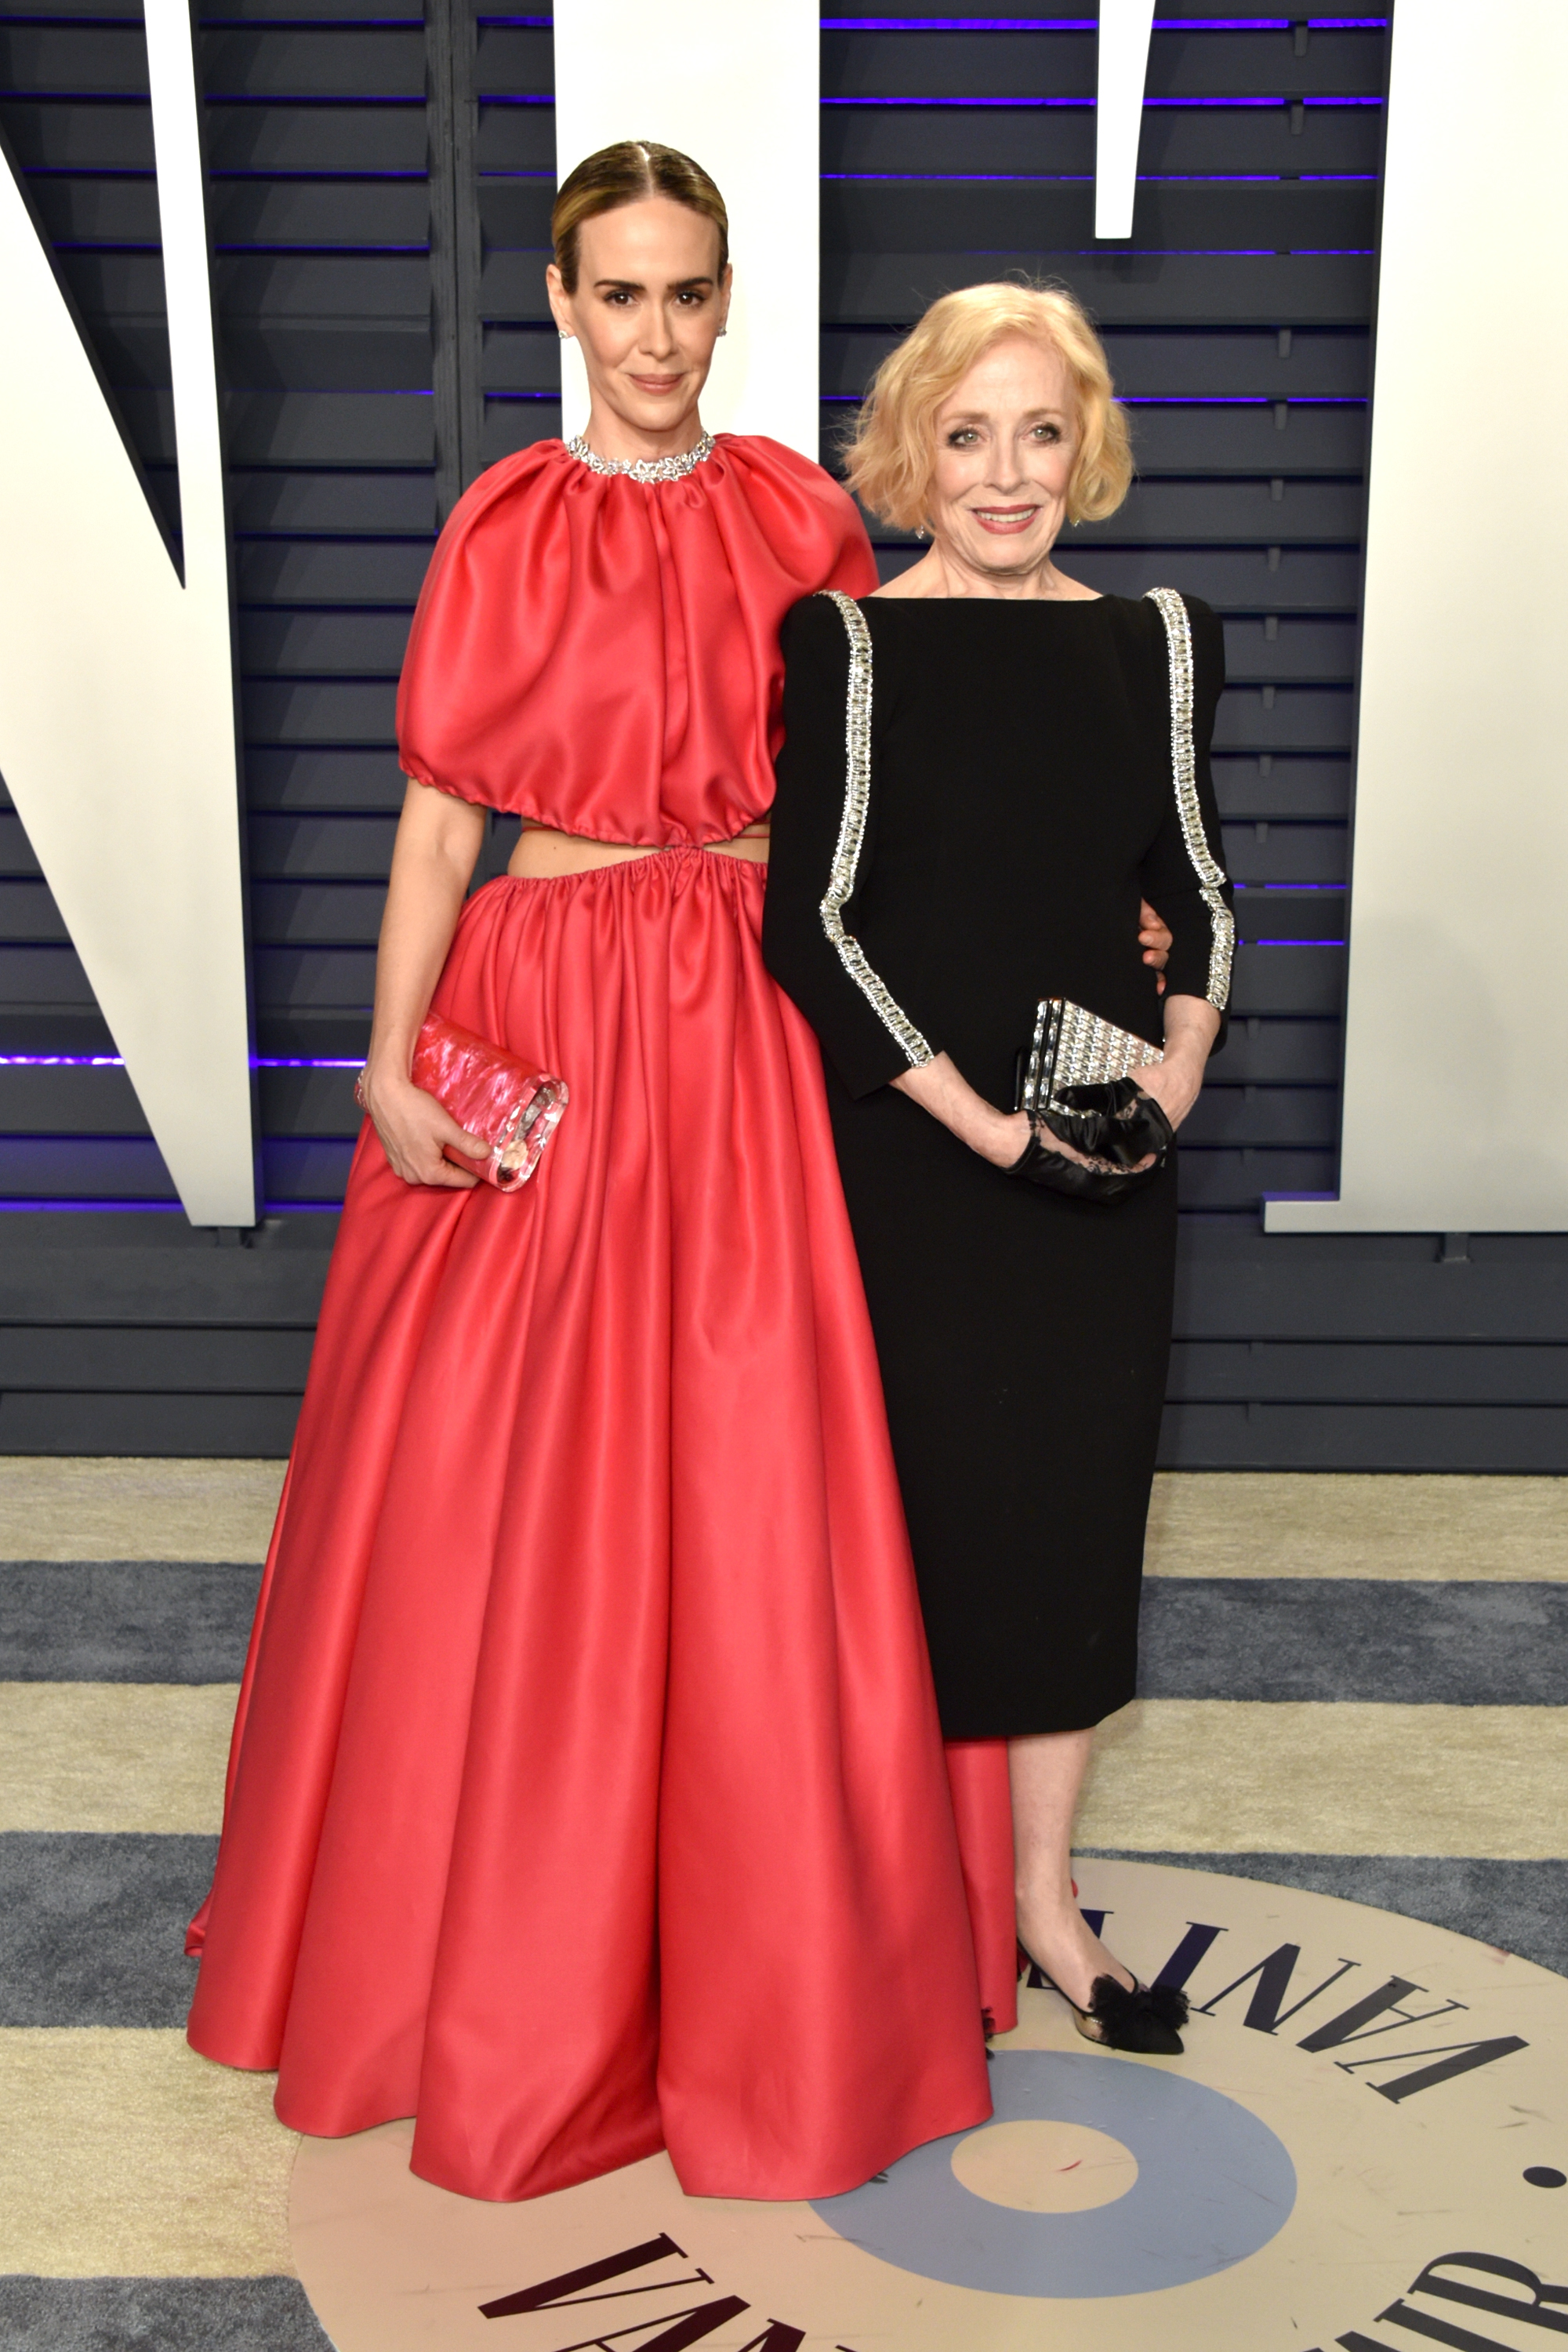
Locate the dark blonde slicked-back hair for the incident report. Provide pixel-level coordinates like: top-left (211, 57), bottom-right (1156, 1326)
top-left (844, 281), bottom-right (1133, 532)
top-left (552, 140), bottom-right (729, 294)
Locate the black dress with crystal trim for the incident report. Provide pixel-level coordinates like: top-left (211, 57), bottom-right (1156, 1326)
top-left (762, 589), bottom-right (1231, 1740)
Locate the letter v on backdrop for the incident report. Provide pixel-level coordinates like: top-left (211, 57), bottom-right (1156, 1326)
top-left (0, 0), bottom-right (252, 1225)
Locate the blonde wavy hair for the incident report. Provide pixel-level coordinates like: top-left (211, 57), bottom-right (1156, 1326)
top-left (844, 281), bottom-right (1132, 533)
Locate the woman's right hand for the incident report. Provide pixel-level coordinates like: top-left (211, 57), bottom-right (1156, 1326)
top-left (986, 1106), bottom-right (1154, 1178)
top-left (894, 1057), bottom-right (1142, 1175)
top-left (359, 1065), bottom-right (490, 1189)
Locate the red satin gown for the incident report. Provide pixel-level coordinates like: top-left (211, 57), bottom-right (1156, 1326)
top-left (186, 432), bottom-right (1016, 2204)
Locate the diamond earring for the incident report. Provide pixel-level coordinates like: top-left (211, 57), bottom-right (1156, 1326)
top-left (558, 328), bottom-right (572, 341)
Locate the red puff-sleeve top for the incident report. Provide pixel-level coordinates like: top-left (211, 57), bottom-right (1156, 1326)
top-left (396, 434), bottom-right (879, 847)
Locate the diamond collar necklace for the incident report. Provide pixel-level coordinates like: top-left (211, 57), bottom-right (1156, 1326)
top-left (565, 432), bottom-right (716, 485)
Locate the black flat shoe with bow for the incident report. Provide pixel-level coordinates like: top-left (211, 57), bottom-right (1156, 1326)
top-left (1020, 1945), bottom-right (1189, 2056)
top-left (1069, 1973), bottom-right (1188, 2056)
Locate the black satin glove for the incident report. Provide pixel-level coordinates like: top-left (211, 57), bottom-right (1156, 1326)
top-left (1005, 1080), bottom-right (1173, 1202)
top-left (1047, 1079), bottom-right (1173, 1167)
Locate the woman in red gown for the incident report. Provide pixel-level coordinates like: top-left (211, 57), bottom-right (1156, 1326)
top-left (185, 141), bottom-right (1017, 2203)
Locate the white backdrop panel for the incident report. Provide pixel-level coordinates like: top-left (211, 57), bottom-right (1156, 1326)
top-left (1094, 0), bottom-right (1156, 238)
top-left (1267, 0), bottom-right (1568, 1233)
top-left (0, 0), bottom-right (252, 1225)
top-left (551, 0), bottom-right (819, 456)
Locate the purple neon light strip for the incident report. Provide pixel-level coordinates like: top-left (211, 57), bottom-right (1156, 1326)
top-left (821, 392), bottom-right (1366, 404)
top-left (198, 94), bottom-right (428, 107)
top-left (820, 15), bottom-right (1386, 25)
top-left (821, 93), bottom-right (1382, 105)
top-left (0, 1198), bottom-right (346, 1214)
top-left (210, 245), bottom-right (430, 256)
top-left (0, 1200), bottom-right (188, 1213)
top-left (1059, 245), bottom-right (1369, 255)
top-left (208, 172), bottom-right (430, 182)
top-left (822, 170), bottom-right (1372, 183)
top-left (466, 7), bottom-right (1388, 16)
top-left (821, 93), bottom-right (1090, 104)
top-left (1156, 93), bottom-right (1382, 103)
top-left (485, 90), bottom-right (1380, 117)
top-left (0, 1055), bottom-right (363, 1069)
top-left (1117, 394), bottom-right (1365, 405)
top-left (824, 14), bottom-right (1096, 23)
top-left (210, 13), bottom-right (423, 20)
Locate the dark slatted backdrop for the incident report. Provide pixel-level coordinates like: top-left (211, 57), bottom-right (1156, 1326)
top-left (0, 0), bottom-right (1563, 1465)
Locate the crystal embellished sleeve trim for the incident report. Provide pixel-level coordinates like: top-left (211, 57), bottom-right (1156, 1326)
top-left (1145, 586), bottom-right (1235, 1012)
top-left (816, 592), bottom-right (935, 1070)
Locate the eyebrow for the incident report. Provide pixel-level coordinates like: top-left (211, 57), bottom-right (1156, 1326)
top-left (943, 405), bottom-right (1070, 426)
top-left (590, 275), bottom-right (716, 294)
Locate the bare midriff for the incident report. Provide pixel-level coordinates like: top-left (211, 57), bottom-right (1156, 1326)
top-left (506, 822), bottom-right (770, 880)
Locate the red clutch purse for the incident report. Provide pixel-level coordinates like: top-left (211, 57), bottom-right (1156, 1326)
top-left (356, 1013), bottom-right (568, 1190)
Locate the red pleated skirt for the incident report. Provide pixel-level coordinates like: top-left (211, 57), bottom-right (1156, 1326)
top-left (187, 850), bottom-right (1016, 2202)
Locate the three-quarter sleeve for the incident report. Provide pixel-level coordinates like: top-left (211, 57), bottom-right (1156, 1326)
top-left (1138, 591), bottom-right (1235, 1052)
top-left (764, 596), bottom-right (937, 1098)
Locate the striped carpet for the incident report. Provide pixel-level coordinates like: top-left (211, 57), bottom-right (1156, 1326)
top-left (0, 1461), bottom-right (325, 2350)
top-left (1, 1458), bottom-right (1563, 2348)
top-left (1086, 1472), bottom-right (1568, 1972)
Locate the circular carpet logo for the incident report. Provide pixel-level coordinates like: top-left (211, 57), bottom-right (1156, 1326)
top-left (288, 1860), bottom-right (1568, 2352)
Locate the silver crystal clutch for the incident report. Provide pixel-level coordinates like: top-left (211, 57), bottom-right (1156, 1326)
top-left (1021, 997), bottom-right (1163, 1120)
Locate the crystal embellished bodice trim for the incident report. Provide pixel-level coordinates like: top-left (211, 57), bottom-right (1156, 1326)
top-left (564, 432), bottom-right (716, 485)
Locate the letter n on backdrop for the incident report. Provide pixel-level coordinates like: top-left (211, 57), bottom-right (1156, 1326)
top-left (0, 0), bottom-right (254, 1225)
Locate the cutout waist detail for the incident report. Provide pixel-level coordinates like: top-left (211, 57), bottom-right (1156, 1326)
top-left (506, 824), bottom-right (770, 879)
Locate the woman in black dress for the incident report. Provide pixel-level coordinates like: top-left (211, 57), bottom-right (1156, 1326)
top-left (763, 283), bottom-right (1232, 2054)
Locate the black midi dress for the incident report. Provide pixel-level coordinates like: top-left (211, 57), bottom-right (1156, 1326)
top-left (762, 588), bottom-right (1232, 1740)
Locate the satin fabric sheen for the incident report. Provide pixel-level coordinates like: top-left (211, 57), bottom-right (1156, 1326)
top-left (186, 437), bottom-right (1016, 2203)
top-left (397, 432), bottom-right (862, 842)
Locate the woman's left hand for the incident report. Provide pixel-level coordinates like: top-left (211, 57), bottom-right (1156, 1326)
top-left (1134, 1050), bottom-right (1206, 1134)
top-left (1139, 898), bottom-right (1172, 996)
